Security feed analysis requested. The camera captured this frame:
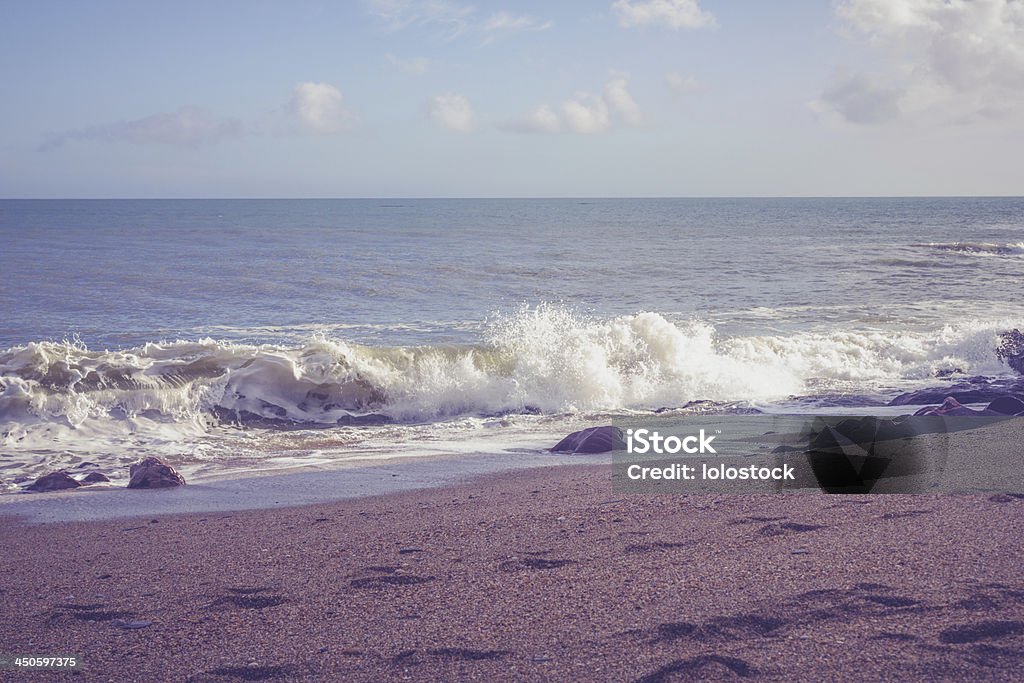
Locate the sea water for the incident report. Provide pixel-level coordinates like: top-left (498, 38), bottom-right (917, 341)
top-left (2, 198), bottom-right (1022, 485)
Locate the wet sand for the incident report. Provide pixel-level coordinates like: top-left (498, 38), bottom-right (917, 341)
top-left (1, 463), bottom-right (1024, 682)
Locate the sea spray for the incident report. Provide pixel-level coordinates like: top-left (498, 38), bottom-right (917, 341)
top-left (1, 307), bottom-right (1019, 432)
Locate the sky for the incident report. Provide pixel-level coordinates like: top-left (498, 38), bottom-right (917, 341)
top-left (1, 0), bottom-right (1022, 198)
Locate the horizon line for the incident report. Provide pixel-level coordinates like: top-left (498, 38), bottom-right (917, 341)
top-left (2, 194), bottom-right (1022, 201)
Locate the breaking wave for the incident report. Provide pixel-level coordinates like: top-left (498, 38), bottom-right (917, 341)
top-left (1, 307), bottom-right (1018, 437)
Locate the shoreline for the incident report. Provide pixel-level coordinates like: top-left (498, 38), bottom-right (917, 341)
top-left (4, 373), bottom-right (1023, 494)
top-left (0, 450), bottom-right (608, 524)
top-left (6, 411), bottom-right (1024, 523)
top-left (1, 462), bottom-right (1023, 680)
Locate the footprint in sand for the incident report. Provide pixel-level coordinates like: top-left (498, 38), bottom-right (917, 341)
top-left (50, 604), bottom-right (153, 630)
top-left (52, 604), bottom-right (137, 623)
top-left (939, 620), bottom-right (1024, 644)
top-left (210, 594), bottom-right (288, 610)
top-left (988, 493), bottom-right (1024, 503)
top-left (861, 594), bottom-right (921, 608)
top-left (648, 613), bottom-right (786, 644)
top-left (624, 541), bottom-right (693, 554)
top-left (954, 583), bottom-right (1024, 611)
top-left (757, 522), bottom-right (824, 537)
top-left (727, 515), bottom-right (789, 526)
top-left (349, 575), bottom-right (435, 589)
top-left (634, 654), bottom-right (756, 682)
top-left (498, 558), bottom-right (574, 572)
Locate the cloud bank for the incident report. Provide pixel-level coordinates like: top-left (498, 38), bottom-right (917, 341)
top-left (504, 74), bottom-right (646, 134)
top-left (40, 107), bottom-right (243, 150)
top-left (612, 0), bottom-right (716, 30)
top-left (368, 0), bottom-right (551, 42)
top-left (820, 0), bottom-right (1024, 123)
top-left (42, 81), bottom-right (355, 150)
top-left (816, 74), bottom-right (903, 124)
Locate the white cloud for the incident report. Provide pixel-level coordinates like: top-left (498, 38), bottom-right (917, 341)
top-left (426, 93), bottom-right (476, 132)
top-left (288, 82), bottom-right (353, 134)
top-left (604, 75), bottom-right (644, 126)
top-left (814, 74), bottom-right (903, 124)
top-left (562, 93), bottom-right (612, 134)
top-left (501, 105), bottom-right (562, 134)
top-left (480, 11), bottom-right (552, 34)
top-left (665, 71), bottom-right (700, 96)
top-left (368, 0), bottom-right (474, 38)
top-left (40, 83), bottom-right (356, 151)
top-left (40, 107), bottom-right (243, 150)
top-left (829, 0), bottom-right (1024, 121)
top-left (368, 0), bottom-right (551, 42)
top-left (505, 74), bottom-right (645, 135)
top-left (385, 53), bottom-right (432, 75)
top-left (612, 0), bottom-right (716, 30)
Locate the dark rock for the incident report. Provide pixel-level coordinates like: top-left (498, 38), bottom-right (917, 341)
top-left (551, 426), bottom-right (626, 454)
top-left (997, 329), bottom-right (1024, 375)
top-left (891, 387), bottom-right (993, 405)
top-left (211, 405), bottom-right (392, 428)
top-left (26, 471), bottom-right (82, 492)
top-left (911, 395), bottom-right (1024, 417)
top-left (913, 397), bottom-right (987, 417)
top-left (889, 378), bottom-right (1024, 406)
top-left (989, 494), bottom-right (1016, 503)
top-left (802, 415), bottom-right (943, 493)
top-left (80, 472), bottom-right (111, 484)
top-left (806, 416), bottom-right (935, 452)
top-left (988, 396), bottom-right (1024, 416)
top-left (127, 457), bottom-right (186, 489)
top-left (336, 412), bottom-right (392, 426)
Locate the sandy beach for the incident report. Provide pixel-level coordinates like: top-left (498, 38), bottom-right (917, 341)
top-left (2, 461), bottom-right (1023, 682)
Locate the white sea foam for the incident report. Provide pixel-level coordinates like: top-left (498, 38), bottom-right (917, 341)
top-left (1, 305), bottom-right (1020, 487)
top-left (1, 306), bottom-right (1017, 435)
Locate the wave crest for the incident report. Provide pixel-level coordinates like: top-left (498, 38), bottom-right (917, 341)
top-left (0, 307), bottom-right (1019, 437)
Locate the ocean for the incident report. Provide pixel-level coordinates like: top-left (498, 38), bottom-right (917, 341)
top-left (2, 197), bottom-right (1023, 486)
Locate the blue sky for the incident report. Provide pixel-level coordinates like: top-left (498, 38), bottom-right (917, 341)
top-left (1, 0), bottom-right (1021, 197)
